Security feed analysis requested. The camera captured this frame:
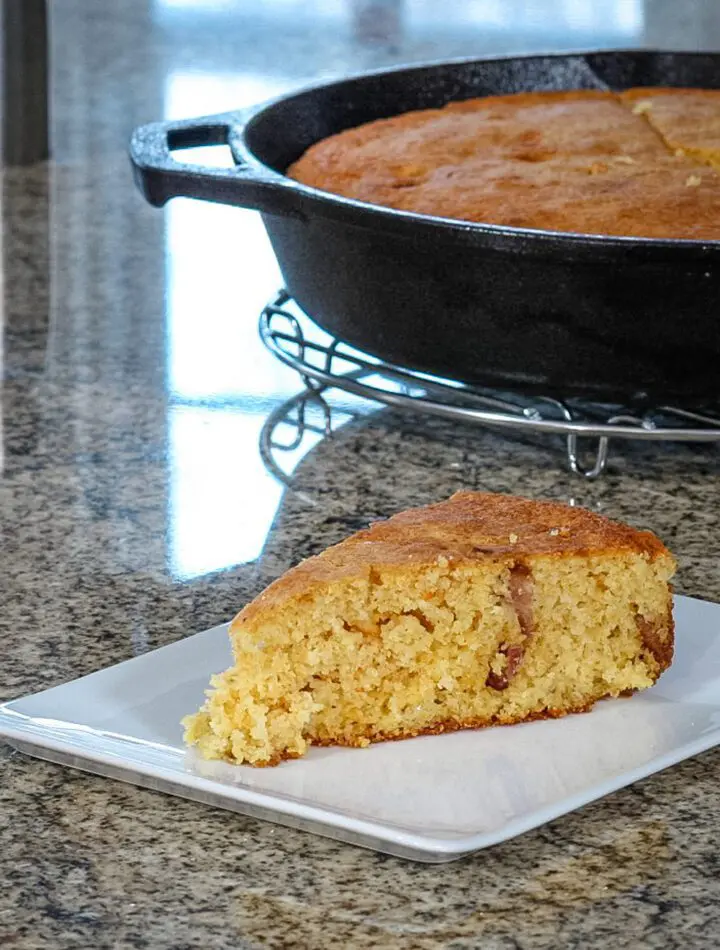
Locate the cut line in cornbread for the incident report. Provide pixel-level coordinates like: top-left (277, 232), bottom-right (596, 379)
top-left (184, 492), bottom-right (675, 766)
top-left (620, 88), bottom-right (720, 172)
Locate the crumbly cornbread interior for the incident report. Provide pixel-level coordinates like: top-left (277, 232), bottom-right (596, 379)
top-left (184, 493), bottom-right (675, 767)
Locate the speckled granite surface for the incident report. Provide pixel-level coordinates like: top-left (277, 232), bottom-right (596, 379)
top-left (3, 1), bottom-right (720, 947)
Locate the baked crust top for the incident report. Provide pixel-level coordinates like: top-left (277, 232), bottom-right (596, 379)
top-left (288, 88), bottom-right (720, 239)
top-left (235, 492), bottom-right (671, 627)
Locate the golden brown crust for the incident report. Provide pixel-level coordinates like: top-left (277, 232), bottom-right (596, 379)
top-left (235, 492), bottom-right (672, 628)
top-left (247, 694), bottom-right (623, 766)
top-left (287, 88), bottom-right (720, 239)
top-left (635, 607), bottom-right (675, 672)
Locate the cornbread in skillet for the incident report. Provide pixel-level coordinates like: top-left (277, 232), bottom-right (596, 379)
top-left (287, 88), bottom-right (720, 239)
top-left (184, 492), bottom-right (675, 766)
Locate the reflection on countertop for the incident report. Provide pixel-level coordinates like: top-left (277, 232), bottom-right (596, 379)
top-left (3, 1), bottom-right (720, 948)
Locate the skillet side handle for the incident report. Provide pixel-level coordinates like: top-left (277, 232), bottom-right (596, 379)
top-left (129, 112), bottom-right (303, 218)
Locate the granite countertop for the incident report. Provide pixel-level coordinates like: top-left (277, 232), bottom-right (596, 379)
top-left (3, 1), bottom-right (720, 947)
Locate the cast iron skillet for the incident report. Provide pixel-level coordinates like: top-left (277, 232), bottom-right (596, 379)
top-left (130, 50), bottom-right (720, 405)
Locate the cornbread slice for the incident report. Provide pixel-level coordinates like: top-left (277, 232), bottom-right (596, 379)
top-left (184, 492), bottom-right (675, 766)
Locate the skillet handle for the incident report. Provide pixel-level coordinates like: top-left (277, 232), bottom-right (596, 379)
top-left (129, 112), bottom-right (303, 217)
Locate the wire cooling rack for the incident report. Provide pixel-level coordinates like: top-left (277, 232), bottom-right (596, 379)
top-left (259, 291), bottom-right (720, 479)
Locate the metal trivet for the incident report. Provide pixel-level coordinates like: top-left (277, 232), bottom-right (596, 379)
top-left (259, 291), bottom-right (720, 479)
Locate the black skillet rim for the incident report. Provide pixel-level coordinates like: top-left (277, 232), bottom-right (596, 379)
top-left (231, 48), bottom-right (720, 259)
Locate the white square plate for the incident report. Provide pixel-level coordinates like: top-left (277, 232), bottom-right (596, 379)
top-left (2, 594), bottom-right (720, 863)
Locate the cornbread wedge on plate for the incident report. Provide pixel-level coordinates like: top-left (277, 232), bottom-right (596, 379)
top-left (184, 492), bottom-right (675, 766)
